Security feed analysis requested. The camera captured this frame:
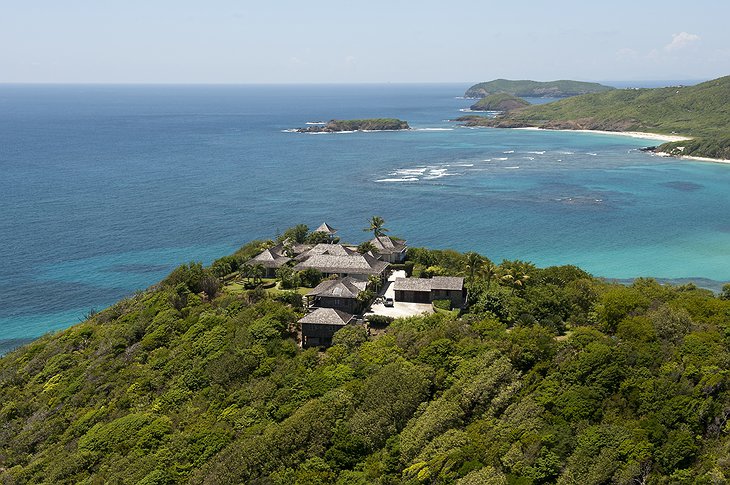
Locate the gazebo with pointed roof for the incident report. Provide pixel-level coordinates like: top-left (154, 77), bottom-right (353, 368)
top-left (314, 222), bottom-right (338, 235)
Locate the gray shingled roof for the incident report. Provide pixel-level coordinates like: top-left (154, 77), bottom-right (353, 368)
top-left (298, 308), bottom-right (354, 325)
top-left (294, 252), bottom-right (388, 275)
top-left (431, 276), bottom-right (465, 291)
top-left (394, 276), bottom-right (464, 292)
top-left (296, 243), bottom-right (356, 261)
top-left (314, 222), bottom-right (337, 234)
top-left (394, 277), bottom-right (433, 292)
top-left (307, 277), bottom-right (367, 299)
top-left (370, 235), bottom-right (407, 254)
top-left (248, 248), bottom-right (291, 268)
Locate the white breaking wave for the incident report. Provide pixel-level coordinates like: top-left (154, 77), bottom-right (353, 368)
top-left (281, 129), bottom-right (298, 133)
top-left (305, 121), bottom-right (326, 125)
top-left (524, 157), bottom-right (535, 160)
top-left (414, 127), bottom-right (454, 131)
top-left (504, 166), bottom-right (520, 169)
top-left (586, 152), bottom-right (598, 156)
top-left (376, 177), bottom-right (419, 183)
top-left (494, 157), bottom-right (509, 161)
top-left (392, 168), bottom-right (428, 176)
top-left (527, 151), bottom-right (546, 155)
top-left (503, 150), bottom-right (515, 154)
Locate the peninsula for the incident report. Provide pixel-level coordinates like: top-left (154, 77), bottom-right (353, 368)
top-left (457, 75), bottom-right (730, 160)
top-left (295, 118), bottom-right (409, 133)
top-left (2, 221), bottom-right (730, 484)
top-left (465, 79), bottom-right (615, 98)
top-left (469, 93), bottom-right (530, 112)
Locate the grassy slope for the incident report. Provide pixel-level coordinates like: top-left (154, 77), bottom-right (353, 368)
top-left (465, 79), bottom-right (614, 98)
top-left (2, 244), bottom-right (730, 483)
top-left (463, 76), bottom-right (730, 159)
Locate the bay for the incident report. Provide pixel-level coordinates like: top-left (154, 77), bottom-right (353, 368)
top-left (1, 83), bottom-right (729, 347)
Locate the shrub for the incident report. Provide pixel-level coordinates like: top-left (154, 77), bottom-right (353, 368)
top-left (274, 291), bottom-right (304, 310)
top-left (432, 299), bottom-right (451, 311)
top-left (298, 269), bottom-right (323, 288)
top-left (366, 315), bottom-right (394, 327)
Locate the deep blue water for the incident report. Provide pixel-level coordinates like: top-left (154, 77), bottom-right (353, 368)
top-left (1, 83), bottom-right (729, 352)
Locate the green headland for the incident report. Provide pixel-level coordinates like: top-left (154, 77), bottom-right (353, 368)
top-left (459, 75), bottom-right (730, 160)
top-left (469, 93), bottom-right (531, 112)
top-left (2, 221), bottom-right (730, 484)
top-left (465, 79), bottom-right (615, 98)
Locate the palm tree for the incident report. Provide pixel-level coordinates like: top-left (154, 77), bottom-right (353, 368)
top-left (358, 241), bottom-right (377, 254)
top-left (252, 264), bottom-right (265, 285)
top-left (367, 274), bottom-right (382, 293)
top-left (240, 263), bottom-right (253, 284)
top-left (498, 260), bottom-right (533, 294)
top-left (463, 252), bottom-right (485, 282)
top-left (363, 216), bottom-right (388, 238)
top-left (482, 258), bottom-right (497, 290)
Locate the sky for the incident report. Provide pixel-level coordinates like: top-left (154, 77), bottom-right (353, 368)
top-left (1, 0), bottom-right (729, 84)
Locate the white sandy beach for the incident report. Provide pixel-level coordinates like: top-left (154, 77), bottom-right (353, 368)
top-left (680, 155), bottom-right (730, 165)
top-left (515, 126), bottom-right (692, 143)
top-left (513, 127), bottom-right (730, 164)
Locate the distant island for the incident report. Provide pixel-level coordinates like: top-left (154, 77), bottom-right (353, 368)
top-left (469, 93), bottom-right (530, 112)
top-left (465, 79), bottom-right (615, 98)
top-left (295, 118), bottom-right (409, 133)
top-left (457, 75), bottom-right (730, 161)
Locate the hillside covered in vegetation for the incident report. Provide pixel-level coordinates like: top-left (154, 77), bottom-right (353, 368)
top-left (459, 76), bottom-right (730, 160)
top-left (2, 236), bottom-right (730, 484)
top-left (470, 93), bottom-right (530, 112)
top-left (296, 118), bottom-right (410, 133)
top-left (464, 79), bottom-right (614, 99)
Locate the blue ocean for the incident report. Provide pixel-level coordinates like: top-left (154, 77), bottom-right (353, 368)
top-left (2, 83), bottom-right (729, 353)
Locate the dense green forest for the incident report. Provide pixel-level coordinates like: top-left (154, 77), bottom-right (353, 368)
top-left (459, 76), bottom-right (730, 160)
top-left (464, 80), bottom-right (614, 98)
top-left (2, 237), bottom-right (730, 484)
top-left (470, 94), bottom-right (530, 112)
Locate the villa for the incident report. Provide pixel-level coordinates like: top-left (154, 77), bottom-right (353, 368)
top-left (246, 244), bottom-right (291, 278)
top-left (293, 244), bottom-right (389, 280)
top-left (299, 307), bottom-right (355, 348)
top-left (394, 276), bottom-right (466, 308)
top-left (305, 276), bottom-right (367, 314)
top-left (369, 235), bottom-right (407, 263)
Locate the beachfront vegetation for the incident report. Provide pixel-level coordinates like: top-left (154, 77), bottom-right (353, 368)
top-left (460, 75), bottom-right (730, 159)
top-left (465, 79), bottom-right (614, 98)
top-left (2, 243), bottom-right (730, 484)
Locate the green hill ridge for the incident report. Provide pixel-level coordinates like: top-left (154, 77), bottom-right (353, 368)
top-left (459, 75), bottom-right (730, 160)
top-left (465, 79), bottom-right (615, 98)
top-left (2, 232), bottom-right (730, 484)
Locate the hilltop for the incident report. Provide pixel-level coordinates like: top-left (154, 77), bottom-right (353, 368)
top-left (459, 75), bottom-right (730, 160)
top-left (295, 118), bottom-right (409, 133)
top-left (2, 226), bottom-right (730, 484)
top-left (465, 79), bottom-right (614, 98)
top-left (469, 93), bottom-right (530, 112)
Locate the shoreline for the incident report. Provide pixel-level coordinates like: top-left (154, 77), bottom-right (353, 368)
top-left (514, 127), bottom-right (730, 164)
top-left (514, 126), bottom-right (692, 143)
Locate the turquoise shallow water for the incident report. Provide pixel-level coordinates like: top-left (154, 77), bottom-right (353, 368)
top-left (1, 83), bottom-right (729, 351)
